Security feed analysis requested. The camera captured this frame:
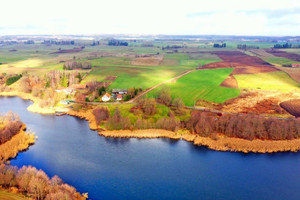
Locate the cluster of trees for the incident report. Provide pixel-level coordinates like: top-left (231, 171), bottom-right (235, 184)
top-left (91, 41), bottom-right (100, 46)
top-left (5, 74), bottom-right (22, 86)
top-left (93, 107), bottom-right (110, 125)
top-left (108, 40), bottom-right (128, 46)
top-left (213, 43), bottom-right (226, 48)
top-left (0, 41), bottom-right (18, 45)
top-left (273, 43), bottom-right (293, 48)
top-left (134, 116), bottom-right (181, 131)
top-left (237, 44), bottom-right (259, 49)
top-left (63, 61), bottom-right (92, 70)
top-left (106, 107), bottom-right (131, 130)
top-left (0, 112), bottom-right (22, 145)
top-left (43, 40), bottom-right (75, 45)
top-left (186, 111), bottom-right (300, 140)
top-left (0, 164), bottom-right (87, 200)
top-left (132, 99), bottom-right (157, 116)
top-left (45, 71), bottom-right (81, 89)
top-left (162, 45), bottom-right (185, 50)
top-left (105, 106), bottom-right (181, 132)
top-left (24, 40), bottom-right (34, 44)
top-left (123, 88), bottom-right (142, 101)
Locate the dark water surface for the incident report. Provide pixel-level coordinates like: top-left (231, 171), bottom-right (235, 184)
top-left (2, 96), bottom-right (300, 200)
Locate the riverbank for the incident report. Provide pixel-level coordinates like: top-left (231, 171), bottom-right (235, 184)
top-left (0, 124), bottom-right (35, 163)
top-left (100, 129), bottom-right (300, 153)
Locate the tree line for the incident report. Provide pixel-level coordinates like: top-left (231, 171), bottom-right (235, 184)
top-left (237, 44), bottom-right (259, 49)
top-left (0, 164), bottom-right (87, 200)
top-left (63, 61), bottom-right (92, 70)
top-left (213, 43), bottom-right (226, 48)
top-left (186, 111), bottom-right (300, 140)
top-left (43, 40), bottom-right (75, 45)
top-left (273, 43), bottom-right (292, 48)
top-left (108, 40), bottom-right (128, 46)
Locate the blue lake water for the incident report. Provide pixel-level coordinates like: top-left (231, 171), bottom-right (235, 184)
top-left (1, 96), bottom-right (300, 200)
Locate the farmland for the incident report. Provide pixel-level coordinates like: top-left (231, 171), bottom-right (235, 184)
top-left (1, 35), bottom-right (300, 113)
top-left (147, 68), bottom-right (240, 106)
top-left (234, 71), bottom-right (300, 92)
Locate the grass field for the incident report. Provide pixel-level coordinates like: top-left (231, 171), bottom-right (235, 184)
top-left (0, 190), bottom-right (29, 200)
top-left (147, 68), bottom-right (240, 106)
top-left (263, 57), bottom-right (300, 66)
top-left (234, 71), bottom-right (300, 92)
top-left (82, 52), bottom-right (221, 89)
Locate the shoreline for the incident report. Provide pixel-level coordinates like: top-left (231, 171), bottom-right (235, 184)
top-left (0, 124), bottom-right (35, 163)
top-left (0, 91), bottom-right (56, 114)
top-left (1, 92), bottom-right (300, 153)
top-left (99, 129), bottom-right (300, 153)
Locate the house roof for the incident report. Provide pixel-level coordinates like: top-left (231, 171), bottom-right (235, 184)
top-left (103, 93), bottom-right (111, 97)
top-left (117, 94), bottom-right (122, 98)
top-left (292, 63), bottom-right (300, 66)
top-left (112, 89), bottom-right (128, 93)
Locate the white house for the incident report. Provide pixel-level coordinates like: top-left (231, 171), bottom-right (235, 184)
top-left (102, 93), bottom-right (111, 102)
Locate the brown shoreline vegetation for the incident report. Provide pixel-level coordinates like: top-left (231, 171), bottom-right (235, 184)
top-left (0, 124), bottom-right (35, 163)
top-left (2, 92), bottom-right (300, 153)
top-left (99, 129), bottom-right (300, 153)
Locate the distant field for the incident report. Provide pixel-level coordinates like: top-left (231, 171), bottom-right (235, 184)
top-left (234, 71), bottom-right (300, 92)
top-left (147, 68), bottom-right (240, 106)
top-left (83, 52), bottom-right (220, 89)
top-left (263, 57), bottom-right (300, 66)
top-left (0, 190), bottom-right (29, 200)
top-left (84, 65), bottom-right (191, 89)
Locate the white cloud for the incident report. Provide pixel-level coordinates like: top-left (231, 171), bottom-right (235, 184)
top-left (0, 0), bottom-right (299, 35)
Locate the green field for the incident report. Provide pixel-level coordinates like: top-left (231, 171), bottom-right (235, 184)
top-left (263, 56), bottom-right (300, 66)
top-left (147, 68), bottom-right (240, 106)
top-left (82, 53), bottom-right (221, 90)
top-left (234, 71), bottom-right (300, 91)
top-left (0, 190), bottom-right (29, 200)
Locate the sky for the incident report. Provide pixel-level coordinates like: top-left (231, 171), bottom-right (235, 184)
top-left (0, 0), bottom-right (299, 36)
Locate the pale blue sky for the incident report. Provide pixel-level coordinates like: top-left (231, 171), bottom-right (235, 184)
top-left (0, 0), bottom-right (299, 36)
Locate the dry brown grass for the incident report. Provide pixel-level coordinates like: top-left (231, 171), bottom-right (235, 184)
top-left (131, 55), bottom-right (164, 66)
top-left (221, 90), bottom-right (300, 115)
top-left (0, 124), bottom-right (35, 163)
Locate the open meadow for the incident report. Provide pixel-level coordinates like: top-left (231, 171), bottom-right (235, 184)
top-left (147, 68), bottom-right (240, 106)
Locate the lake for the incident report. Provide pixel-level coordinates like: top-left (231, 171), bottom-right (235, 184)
top-left (2, 96), bottom-right (300, 200)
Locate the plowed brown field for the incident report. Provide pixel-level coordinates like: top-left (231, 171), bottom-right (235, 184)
top-left (203, 51), bottom-right (278, 74)
top-left (266, 50), bottom-right (300, 61)
top-left (220, 75), bottom-right (238, 88)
